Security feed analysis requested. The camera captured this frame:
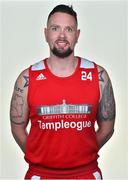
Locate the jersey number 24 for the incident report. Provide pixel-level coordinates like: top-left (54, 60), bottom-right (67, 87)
top-left (81, 71), bottom-right (92, 81)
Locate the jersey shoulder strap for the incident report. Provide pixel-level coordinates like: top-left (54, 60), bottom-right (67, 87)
top-left (31, 60), bottom-right (46, 71)
top-left (80, 58), bottom-right (95, 69)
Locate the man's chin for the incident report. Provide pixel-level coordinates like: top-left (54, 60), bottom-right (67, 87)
top-left (51, 48), bottom-right (73, 58)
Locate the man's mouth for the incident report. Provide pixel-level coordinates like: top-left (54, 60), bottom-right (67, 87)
top-left (55, 40), bottom-right (69, 49)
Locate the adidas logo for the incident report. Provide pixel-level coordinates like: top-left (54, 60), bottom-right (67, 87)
top-left (36, 73), bottom-right (46, 80)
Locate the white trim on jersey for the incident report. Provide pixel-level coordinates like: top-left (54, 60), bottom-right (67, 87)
top-left (31, 58), bottom-right (94, 71)
top-left (31, 60), bottom-right (46, 71)
top-left (80, 58), bottom-right (94, 69)
top-left (31, 175), bottom-right (41, 180)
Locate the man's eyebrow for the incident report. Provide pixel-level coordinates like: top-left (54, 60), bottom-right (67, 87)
top-left (49, 24), bottom-right (60, 28)
top-left (49, 24), bottom-right (76, 29)
top-left (65, 25), bottom-right (76, 29)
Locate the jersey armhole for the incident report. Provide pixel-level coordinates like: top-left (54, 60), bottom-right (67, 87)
top-left (94, 63), bottom-right (101, 103)
top-left (27, 65), bottom-right (32, 109)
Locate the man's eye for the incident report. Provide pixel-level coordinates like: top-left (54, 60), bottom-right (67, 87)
top-left (51, 27), bottom-right (58, 31)
top-left (66, 27), bottom-right (73, 32)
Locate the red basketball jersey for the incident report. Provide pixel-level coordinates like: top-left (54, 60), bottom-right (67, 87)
top-left (25, 57), bottom-right (100, 170)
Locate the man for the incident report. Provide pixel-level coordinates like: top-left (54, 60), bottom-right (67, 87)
top-left (10, 4), bottom-right (116, 179)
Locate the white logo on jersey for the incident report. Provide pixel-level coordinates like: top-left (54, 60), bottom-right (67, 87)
top-left (36, 73), bottom-right (46, 80)
top-left (81, 71), bottom-right (92, 81)
top-left (37, 99), bottom-right (92, 115)
top-left (36, 100), bottom-right (93, 132)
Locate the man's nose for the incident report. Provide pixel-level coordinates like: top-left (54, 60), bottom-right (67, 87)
top-left (59, 28), bottom-right (66, 37)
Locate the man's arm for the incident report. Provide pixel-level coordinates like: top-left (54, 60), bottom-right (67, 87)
top-left (96, 65), bottom-right (116, 149)
top-left (10, 69), bottom-right (29, 153)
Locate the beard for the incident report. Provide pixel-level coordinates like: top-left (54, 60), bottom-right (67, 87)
top-left (51, 46), bottom-right (73, 58)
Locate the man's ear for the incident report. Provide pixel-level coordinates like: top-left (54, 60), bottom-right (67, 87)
top-left (76, 29), bottom-right (80, 43)
top-left (44, 28), bottom-right (48, 42)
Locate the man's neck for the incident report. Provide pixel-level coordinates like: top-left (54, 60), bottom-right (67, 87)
top-left (47, 55), bottom-right (78, 77)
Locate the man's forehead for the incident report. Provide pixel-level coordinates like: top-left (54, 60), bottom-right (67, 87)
top-left (47, 12), bottom-right (77, 26)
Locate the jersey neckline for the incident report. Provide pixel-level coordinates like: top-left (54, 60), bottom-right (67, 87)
top-left (44, 56), bottom-right (81, 80)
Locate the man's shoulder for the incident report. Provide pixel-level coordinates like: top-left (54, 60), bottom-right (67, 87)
top-left (80, 57), bottom-right (105, 71)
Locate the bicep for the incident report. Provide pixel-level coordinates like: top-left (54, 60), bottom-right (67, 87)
top-left (10, 69), bottom-right (29, 128)
top-left (97, 66), bottom-right (116, 124)
top-left (10, 91), bottom-right (29, 126)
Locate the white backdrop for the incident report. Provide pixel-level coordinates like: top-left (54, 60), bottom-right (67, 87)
top-left (1, 0), bottom-right (128, 179)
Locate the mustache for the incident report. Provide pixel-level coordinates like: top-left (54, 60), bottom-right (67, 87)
top-left (55, 39), bottom-right (69, 44)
